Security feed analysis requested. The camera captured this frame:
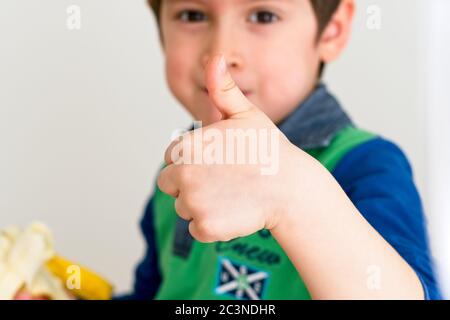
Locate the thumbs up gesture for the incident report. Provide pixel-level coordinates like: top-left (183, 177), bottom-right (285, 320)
top-left (157, 54), bottom-right (315, 243)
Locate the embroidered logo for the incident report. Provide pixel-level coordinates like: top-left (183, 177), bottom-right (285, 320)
top-left (215, 257), bottom-right (269, 300)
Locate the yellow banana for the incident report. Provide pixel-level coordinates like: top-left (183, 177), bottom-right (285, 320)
top-left (46, 255), bottom-right (113, 300)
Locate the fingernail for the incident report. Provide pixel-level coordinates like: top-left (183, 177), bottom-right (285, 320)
top-left (218, 55), bottom-right (227, 76)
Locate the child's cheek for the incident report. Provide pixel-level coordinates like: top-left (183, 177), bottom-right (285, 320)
top-left (165, 55), bottom-right (190, 99)
top-left (165, 51), bottom-right (184, 82)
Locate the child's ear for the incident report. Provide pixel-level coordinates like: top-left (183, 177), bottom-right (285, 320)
top-left (317, 0), bottom-right (355, 63)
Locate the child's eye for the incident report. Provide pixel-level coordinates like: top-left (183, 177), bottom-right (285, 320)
top-left (176, 10), bottom-right (207, 23)
top-left (248, 10), bottom-right (280, 24)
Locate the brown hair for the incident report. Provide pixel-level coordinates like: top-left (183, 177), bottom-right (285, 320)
top-left (147, 0), bottom-right (342, 77)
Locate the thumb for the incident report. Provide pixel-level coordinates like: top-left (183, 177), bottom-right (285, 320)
top-left (205, 54), bottom-right (254, 119)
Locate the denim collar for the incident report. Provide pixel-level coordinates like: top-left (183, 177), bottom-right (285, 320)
top-left (277, 83), bottom-right (353, 150)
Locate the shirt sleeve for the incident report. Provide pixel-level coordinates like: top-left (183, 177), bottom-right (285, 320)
top-left (332, 137), bottom-right (442, 300)
top-left (113, 196), bottom-right (161, 300)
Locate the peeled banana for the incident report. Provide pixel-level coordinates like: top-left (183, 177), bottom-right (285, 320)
top-left (0, 222), bottom-right (113, 300)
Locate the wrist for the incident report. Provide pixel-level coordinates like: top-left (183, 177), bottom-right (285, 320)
top-left (267, 149), bottom-right (316, 230)
top-left (268, 149), bottom-right (339, 237)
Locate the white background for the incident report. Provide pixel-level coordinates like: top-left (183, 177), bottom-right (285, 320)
top-left (0, 0), bottom-right (448, 298)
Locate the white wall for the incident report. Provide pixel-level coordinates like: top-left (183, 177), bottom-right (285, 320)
top-left (0, 0), bottom-right (448, 297)
top-left (421, 0), bottom-right (450, 299)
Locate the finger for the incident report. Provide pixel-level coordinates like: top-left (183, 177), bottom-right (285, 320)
top-left (188, 220), bottom-right (215, 243)
top-left (157, 164), bottom-right (180, 198)
top-left (174, 194), bottom-right (193, 221)
top-left (205, 54), bottom-right (255, 119)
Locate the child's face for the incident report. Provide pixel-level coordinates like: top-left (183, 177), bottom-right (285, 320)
top-left (160, 0), bottom-right (337, 125)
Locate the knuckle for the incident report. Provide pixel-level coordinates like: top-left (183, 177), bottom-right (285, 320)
top-left (197, 220), bottom-right (220, 241)
top-left (174, 199), bottom-right (187, 219)
top-left (182, 194), bottom-right (197, 213)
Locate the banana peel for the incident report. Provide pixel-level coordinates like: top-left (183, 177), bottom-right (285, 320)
top-left (0, 222), bottom-right (113, 300)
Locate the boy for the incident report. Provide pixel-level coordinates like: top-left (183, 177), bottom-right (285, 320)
top-left (121, 0), bottom-right (441, 299)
